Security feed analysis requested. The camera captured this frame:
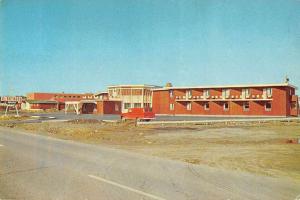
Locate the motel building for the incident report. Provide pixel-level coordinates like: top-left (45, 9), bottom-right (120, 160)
top-left (106, 84), bottom-right (160, 113)
top-left (23, 92), bottom-right (95, 112)
top-left (152, 82), bottom-right (299, 117)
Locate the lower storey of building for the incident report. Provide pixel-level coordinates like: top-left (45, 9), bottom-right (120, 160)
top-left (153, 101), bottom-right (298, 117)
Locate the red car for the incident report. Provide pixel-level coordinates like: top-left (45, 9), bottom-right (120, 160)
top-left (121, 108), bottom-right (155, 121)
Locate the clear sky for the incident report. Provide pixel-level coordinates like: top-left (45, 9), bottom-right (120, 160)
top-left (0, 0), bottom-right (299, 95)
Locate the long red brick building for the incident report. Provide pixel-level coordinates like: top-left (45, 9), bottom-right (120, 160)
top-left (152, 83), bottom-right (299, 117)
top-left (23, 92), bottom-right (94, 111)
top-left (20, 82), bottom-right (299, 117)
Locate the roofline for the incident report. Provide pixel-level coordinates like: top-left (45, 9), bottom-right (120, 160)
top-left (26, 100), bottom-right (58, 104)
top-left (94, 92), bottom-right (108, 96)
top-left (107, 84), bottom-right (161, 88)
top-left (26, 92), bottom-right (94, 95)
top-left (152, 83), bottom-right (298, 91)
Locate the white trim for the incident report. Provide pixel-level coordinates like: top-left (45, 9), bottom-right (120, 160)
top-left (152, 83), bottom-right (297, 91)
top-left (108, 84), bottom-right (160, 89)
top-left (176, 98), bottom-right (273, 102)
top-left (138, 117), bottom-right (300, 125)
top-left (154, 114), bottom-right (289, 117)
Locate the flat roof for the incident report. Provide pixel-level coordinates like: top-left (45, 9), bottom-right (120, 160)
top-left (27, 92), bottom-right (94, 95)
top-left (152, 83), bottom-right (298, 91)
top-left (94, 92), bottom-right (108, 96)
top-left (107, 84), bottom-right (161, 89)
top-left (26, 100), bottom-right (58, 104)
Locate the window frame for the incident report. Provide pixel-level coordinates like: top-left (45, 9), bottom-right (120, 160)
top-left (223, 102), bottom-right (229, 111)
top-left (115, 104), bottom-right (119, 111)
top-left (186, 102), bottom-right (192, 110)
top-left (169, 90), bottom-right (174, 98)
top-left (203, 89), bottom-right (210, 98)
top-left (134, 103), bottom-right (141, 108)
top-left (186, 90), bottom-right (192, 98)
top-left (169, 103), bottom-right (174, 111)
top-left (222, 89), bottom-right (230, 98)
top-left (243, 102), bottom-right (250, 111)
top-left (204, 102), bottom-right (210, 110)
top-left (242, 88), bottom-right (250, 97)
top-left (265, 102), bottom-right (272, 111)
top-left (124, 103), bottom-right (131, 109)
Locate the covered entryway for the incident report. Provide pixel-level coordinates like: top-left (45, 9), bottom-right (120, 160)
top-left (65, 101), bottom-right (81, 115)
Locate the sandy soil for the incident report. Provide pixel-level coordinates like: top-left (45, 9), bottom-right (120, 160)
top-left (1, 119), bottom-right (300, 182)
top-left (0, 115), bottom-right (30, 121)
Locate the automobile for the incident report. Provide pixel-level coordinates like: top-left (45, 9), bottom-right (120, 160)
top-left (120, 107), bottom-right (155, 121)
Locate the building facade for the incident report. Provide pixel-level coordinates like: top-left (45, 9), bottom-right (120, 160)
top-left (24, 92), bottom-right (94, 110)
top-left (152, 83), bottom-right (299, 117)
top-left (107, 85), bottom-right (160, 113)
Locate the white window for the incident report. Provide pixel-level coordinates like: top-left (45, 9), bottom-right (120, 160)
top-left (169, 90), bottom-right (174, 98)
top-left (187, 102), bottom-right (192, 110)
top-left (222, 89), bottom-right (230, 98)
top-left (204, 102), bottom-right (209, 110)
top-left (223, 102), bottom-right (229, 111)
top-left (203, 90), bottom-right (210, 98)
top-left (265, 102), bottom-right (272, 111)
top-left (115, 104), bottom-right (119, 111)
top-left (186, 90), bottom-right (192, 98)
top-left (124, 103), bottom-right (131, 109)
top-left (169, 103), bottom-right (174, 110)
top-left (144, 103), bottom-right (150, 108)
top-left (243, 102), bottom-right (249, 111)
top-left (134, 103), bottom-right (141, 108)
top-left (242, 88), bottom-right (250, 98)
top-left (263, 88), bottom-right (272, 98)
top-left (266, 88), bottom-right (272, 96)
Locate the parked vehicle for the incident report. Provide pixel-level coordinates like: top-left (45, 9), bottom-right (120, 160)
top-left (121, 108), bottom-right (155, 121)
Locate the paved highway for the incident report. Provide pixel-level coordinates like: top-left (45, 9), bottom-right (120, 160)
top-left (0, 127), bottom-right (299, 200)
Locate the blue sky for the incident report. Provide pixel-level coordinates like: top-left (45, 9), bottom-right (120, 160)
top-left (0, 0), bottom-right (299, 95)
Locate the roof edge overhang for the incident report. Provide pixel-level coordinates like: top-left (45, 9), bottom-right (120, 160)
top-left (107, 84), bottom-right (162, 89)
top-left (152, 83), bottom-right (298, 91)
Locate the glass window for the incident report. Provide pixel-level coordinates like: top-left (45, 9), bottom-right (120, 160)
top-left (265, 102), bottom-right (272, 111)
top-left (223, 102), bottom-right (229, 111)
top-left (222, 89), bottom-right (230, 98)
top-left (187, 102), bottom-right (192, 110)
top-left (169, 103), bottom-right (174, 110)
top-left (169, 90), bottom-right (174, 98)
top-left (134, 103), bottom-right (141, 108)
top-left (186, 90), bottom-right (192, 97)
top-left (243, 102), bottom-right (250, 111)
top-left (124, 103), bottom-right (131, 109)
top-left (204, 102), bottom-right (209, 110)
top-left (264, 88), bottom-right (272, 97)
top-left (242, 89), bottom-right (250, 97)
top-left (115, 104), bottom-right (119, 111)
top-left (267, 88), bottom-right (272, 96)
top-left (203, 90), bottom-right (210, 97)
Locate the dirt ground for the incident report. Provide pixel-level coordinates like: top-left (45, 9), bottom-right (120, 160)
top-left (2, 119), bottom-right (300, 182)
top-left (0, 115), bottom-right (30, 121)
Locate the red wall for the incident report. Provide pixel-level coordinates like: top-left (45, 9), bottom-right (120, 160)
top-left (27, 93), bottom-right (94, 103)
top-left (152, 86), bottom-right (298, 117)
top-left (30, 103), bottom-right (57, 110)
top-left (96, 101), bottom-right (121, 115)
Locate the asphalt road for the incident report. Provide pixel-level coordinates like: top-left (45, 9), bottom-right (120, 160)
top-left (0, 127), bottom-right (299, 200)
